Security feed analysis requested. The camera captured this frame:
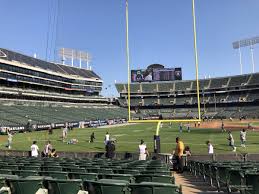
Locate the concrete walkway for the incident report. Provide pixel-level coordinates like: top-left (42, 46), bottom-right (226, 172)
top-left (174, 172), bottom-right (233, 194)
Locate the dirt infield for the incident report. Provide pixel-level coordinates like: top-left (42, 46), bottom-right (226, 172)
top-left (193, 119), bottom-right (259, 131)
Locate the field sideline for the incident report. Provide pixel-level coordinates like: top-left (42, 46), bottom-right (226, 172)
top-left (1, 122), bottom-right (259, 154)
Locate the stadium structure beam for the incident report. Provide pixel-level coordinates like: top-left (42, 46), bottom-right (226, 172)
top-left (233, 36), bottom-right (259, 74)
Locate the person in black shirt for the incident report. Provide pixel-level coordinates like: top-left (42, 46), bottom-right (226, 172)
top-left (105, 140), bottom-right (116, 159)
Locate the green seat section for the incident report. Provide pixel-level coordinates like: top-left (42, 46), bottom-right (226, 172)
top-left (13, 170), bottom-right (39, 178)
top-left (7, 177), bottom-right (45, 194)
top-left (21, 166), bottom-right (41, 171)
top-left (99, 174), bottom-right (135, 183)
top-left (69, 172), bottom-right (98, 180)
top-left (43, 166), bottom-right (63, 172)
top-left (39, 171), bottom-right (68, 179)
top-left (129, 182), bottom-right (181, 194)
top-left (45, 178), bottom-right (83, 194)
top-left (84, 179), bottom-right (130, 194)
top-left (116, 170), bottom-right (140, 175)
top-left (0, 170), bottom-right (13, 175)
top-left (135, 174), bottom-right (174, 184)
top-left (245, 173), bottom-right (259, 194)
top-left (141, 171), bottom-right (171, 176)
top-left (1, 165), bottom-right (19, 170)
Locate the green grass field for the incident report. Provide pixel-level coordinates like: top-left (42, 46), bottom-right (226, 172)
top-left (1, 123), bottom-right (259, 154)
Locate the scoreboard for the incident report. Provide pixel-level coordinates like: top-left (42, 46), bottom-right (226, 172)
top-left (131, 67), bottom-right (182, 82)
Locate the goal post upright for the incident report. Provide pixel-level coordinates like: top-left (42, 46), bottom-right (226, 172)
top-left (125, 0), bottom-right (201, 153)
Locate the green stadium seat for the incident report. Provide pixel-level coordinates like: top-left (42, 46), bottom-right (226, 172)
top-left (12, 170), bottom-right (39, 178)
top-left (135, 174), bottom-right (174, 184)
top-left (98, 174), bottom-right (135, 183)
top-left (44, 178), bottom-right (83, 194)
top-left (140, 170), bottom-right (171, 176)
top-left (129, 182), bottom-right (181, 194)
top-left (7, 176), bottom-right (46, 194)
top-left (39, 171), bottom-right (68, 179)
top-left (84, 179), bottom-right (130, 194)
top-left (68, 172), bottom-right (98, 180)
top-left (0, 170), bottom-right (13, 175)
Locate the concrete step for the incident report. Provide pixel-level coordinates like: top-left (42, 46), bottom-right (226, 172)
top-left (174, 172), bottom-right (239, 194)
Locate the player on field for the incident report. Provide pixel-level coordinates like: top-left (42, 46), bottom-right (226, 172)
top-left (43, 141), bottom-right (52, 157)
top-left (89, 132), bottom-right (95, 143)
top-left (221, 121), bottom-right (225, 132)
top-left (6, 129), bottom-right (13, 149)
top-left (31, 141), bottom-right (39, 157)
top-left (179, 123), bottom-right (183, 133)
top-left (104, 132), bottom-right (110, 145)
top-left (227, 131), bottom-right (236, 152)
top-left (62, 123), bottom-right (68, 142)
top-left (206, 140), bottom-right (214, 154)
top-left (186, 123), bottom-right (190, 133)
top-left (240, 128), bottom-right (246, 148)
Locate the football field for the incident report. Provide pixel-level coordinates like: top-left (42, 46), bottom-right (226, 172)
top-left (1, 123), bottom-right (259, 154)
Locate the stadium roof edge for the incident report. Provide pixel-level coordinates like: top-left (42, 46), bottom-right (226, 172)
top-left (115, 72), bottom-right (259, 85)
top-left (0, 48), bottom-right (102, 81)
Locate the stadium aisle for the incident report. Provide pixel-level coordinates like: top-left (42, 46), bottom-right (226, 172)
top-left (174, 172), bottom-right (233, 194)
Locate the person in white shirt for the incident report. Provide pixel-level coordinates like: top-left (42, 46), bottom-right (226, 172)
top-left (43, 141), bottom-right (52, 157)
top-left (31, 141), bottom-right (39, 157)
top-left (240, 129), bottom-right (247, 147)
top-left (139, 139), bottom-right (148, 160)
top-left (227, 131), bottom-right (236, 152)
top-left (104, 132), bottom-right (110, 145)
top-left (206, 140), bottom-right (214, 154)
top-left (7, 129), bottom-right (13, 149)
top-left (62, 123), bottom-right (68, 142)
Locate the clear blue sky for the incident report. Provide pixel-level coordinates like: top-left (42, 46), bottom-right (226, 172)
top-left (0, 0), bottom-right (259, 97)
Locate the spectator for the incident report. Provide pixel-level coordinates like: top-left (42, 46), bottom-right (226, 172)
top-left (206, 140), bottom-right (214, 154)
top-left (104, 132), bottom-right (110, 145)
top-left (31, 141), bottom-right (39, 157)
top-left (184, 146), bottom-right (191, 156)
top-left (240, 128), bottom-right (246, 148)
top-left (174, 137), bottom-right (185, 173)
top-left (43, 141), bottom-right (52, 157)
top-left (48, 126), bottom-right (53, 135)
top-left (89, 132), bottom-right (95, 143)
top-left (106, 139), bottom-right (115, 159)
top-left (227, 131), bottom-right (236, 152)
top-left (49, 149), bottom-right (58, 158)
top-left (138, 139), bottom-right (148, 160)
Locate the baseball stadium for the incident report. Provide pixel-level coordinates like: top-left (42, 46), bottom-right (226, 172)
top-left (0, 0), bottom-right (259, 194)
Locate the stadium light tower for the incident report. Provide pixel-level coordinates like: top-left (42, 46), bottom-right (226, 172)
top-left (233, 36), bottom-right (259, 74)
top-left (59, 48), bottom-right (92, 69)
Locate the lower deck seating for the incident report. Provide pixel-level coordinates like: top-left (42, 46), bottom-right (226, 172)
top-left (0, 156), bottom-right (181, 194)
top-left (188, 160), bottom-right (259, 194)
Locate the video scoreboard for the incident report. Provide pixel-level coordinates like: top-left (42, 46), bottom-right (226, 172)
top-left (131, 67), bottom-right (182, 82)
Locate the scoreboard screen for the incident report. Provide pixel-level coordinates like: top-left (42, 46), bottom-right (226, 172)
top-left (131, 69), bottom-right (153, 82)
top-left (131, 68), bottom-right (182, 82)
top-left (153, 68), bottom-right (182, 81)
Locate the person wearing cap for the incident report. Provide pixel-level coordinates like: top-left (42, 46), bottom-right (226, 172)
top-left (174, 137), bottom-right (185, 173)
top-left (139, 139), bottom-right (148, 160)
